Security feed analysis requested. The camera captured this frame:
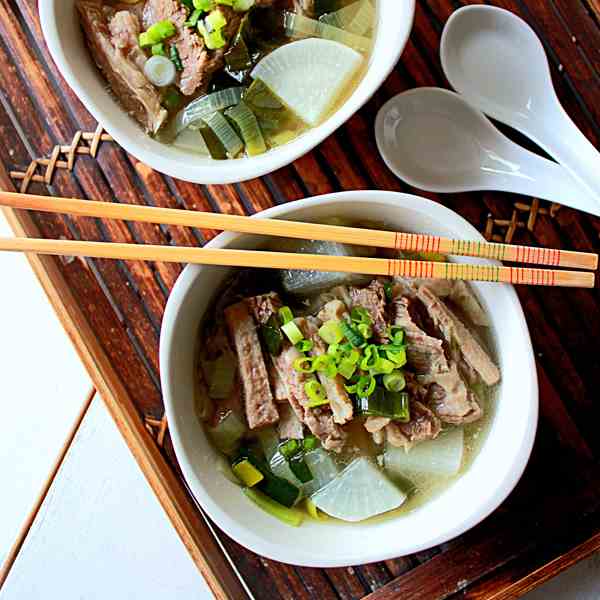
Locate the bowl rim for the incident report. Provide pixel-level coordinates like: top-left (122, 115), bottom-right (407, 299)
top-left (160, 190), bottom-right (539, 567)
top-left (38, 0), bottom-right (416, 184)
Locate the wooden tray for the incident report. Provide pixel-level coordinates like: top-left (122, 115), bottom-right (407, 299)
top-left (1, 1), bottom-right (600, 598)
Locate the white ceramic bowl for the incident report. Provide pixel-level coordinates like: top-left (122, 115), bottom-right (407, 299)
top-left (39, 0), bottom-right (415, 184)
top-left (160, 191), bottom-right (538, 567)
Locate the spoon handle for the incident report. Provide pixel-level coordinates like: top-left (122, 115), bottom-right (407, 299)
top-left (486, 141), bottom-right (600, 216)
top-left (527, 104), bottom-right (600, 209)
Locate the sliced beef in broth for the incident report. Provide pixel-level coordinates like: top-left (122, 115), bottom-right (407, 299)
top-left (416, 286), bottom-right (500, 386)
top-left (76, 0), bottom-right (167, 133)
top-left (246, 294), bottom-right (347, 451)
top-left (393, 297), bottom-right (448, 374)
top-left (108, 10), bottom-right (147, 71)
top-left (271, 342), bottom-right (347, 451)
top-left (317, 299), bottom-right (350, 323)
top-left (350, 280), bottom-right (390, 343)
top-left (224, 301), bottom-right (279, 429)
top-left (385, 401), bottom-right (441, 450)
top-left (143, 0), bottom-right (241, 96)
top-left (277, 403), bottom-right (304, 440)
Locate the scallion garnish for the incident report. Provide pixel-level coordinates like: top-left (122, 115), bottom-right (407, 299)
top-left (260, 315), bottom-right (283, 356)
top-left (340, 320), bottom-right (365, 347)
top-left (357, 322), bottom-right (372, 340)
top-left (282, 321), bottom-right (304, 345)
top-left (305, 378), bottom-right (329, 407)
top-left (170, 45), bottom-right (183, 71)
top-left (383, 371), bottom-right (406, 392)
top-left (338, 357), bottom-right (357, 380)
top-left (384, 345), bottom-right (407, 367)
top-left (318, 320), bottom-right (344, 345)
top-left (354, 389), bottom-right (411, 421)
top-left (279, 439), bottom-right (301, 459)
top-left (303, 435), bottom-right (318, 451)
top-left (295, 339), bottom-right (313, 353)
top-left (356, 374), bottom-right (376, 398)
top-left (279, 306), bottom-right (294, 325)
top-left (350, 306), bottom-right (371, 325)
top-left (293, 356), bottom-right (315, 373)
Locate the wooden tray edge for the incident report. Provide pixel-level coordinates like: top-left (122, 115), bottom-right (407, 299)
top-left (0, 166), bottom-right (249, 600)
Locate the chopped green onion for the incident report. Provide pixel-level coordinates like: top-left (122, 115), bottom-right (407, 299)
top-left (293, 356), bottom-right (315, 373)
top-left (370, 356), bottom-right (396, 376)
top-left (279, 439), bottom-right (301, 459)
top-left (260, 315), bottom-right (283, 356)
top-left (340, 321), bottom-right (365, 347)
top-left (389, 326), bottom-right (405, 345)
top-left (169, 45), bottom-right (183, 71)
top-left (351, 306), bottom-right (371, 325)
top-left (225, 101), bottom-right (267, 156)
top-left (139, 20), bottom-right (176, 48)
top-left (232, 0), bottom-right (255, 10)
top-left (185, 8), bottom-right (203, 27)
top-left (312, 354), bottom-right (337, 378)
top-left (232, 458), bottom-right (264, 487)
top-left (151, 42), bottom-right (166, 56)
top-left (303, 435), bottom-right (318, 451)
top-left (282, 321), bottom-right (304, 345)
top-left (360, 344), bottom-right (379, 371)
top-left (383, 371), bottom-right (406, 393)
top-left (243, 488), bottom-right (304, 526)
top-left (198, 21), bottom-right (227, 49)
top-left (338, 357), bottom-right (357, 380)
top-left (279, 306), bottom-right (294, 324)
top-left (193, 0), bottom-right (215, 9)
top-left (295, 339), bottom-right (314, 353)
top-left (354, 389), bottom-right (411, 421)
top-left (289, 453), bottom-right (313, 483)
top-left (305, 378), bottom-right (329, 407)
top-left (357, 322), bottom-right (372, 340)
top-left (385, 345), bottom-right (407, 367)
top-left (175, 87), bottom-right (244, 133)
top-left (318, 320), bottom-right (344, 345)
top-left (202, 111), bottom-right (243, 158)
top-left (383, 281), bottom-right (393, 301)
top-left (356, 374), bottom-right (376, 398)
top-left (206, 8), bottom-right (228, 30)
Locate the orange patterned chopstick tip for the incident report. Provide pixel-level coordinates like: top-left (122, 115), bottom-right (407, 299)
top-left (0, 192), bottom-right (597, 272)
top-left (0, 237), bottom-right (595, 289)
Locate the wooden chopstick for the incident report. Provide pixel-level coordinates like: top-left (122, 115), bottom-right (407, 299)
top-left (0, 191), bottom-right (596, 271)
top-left (0, 237), bottom-right (594, 288)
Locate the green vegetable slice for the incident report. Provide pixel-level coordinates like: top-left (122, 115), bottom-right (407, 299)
top-left (243, 488), bottom-right (304, 527)
top-left (202, 111), bottom-right (244, 158)
top-left (340, 320), bottom-right (365, 347)
top-left (305, 378), bottom-right (329, 407)
top-left (282, 321), bottom-right (304, 345)
top-left (232, 458), bottom-right (264, 487)
top-left (260, 314), bottom-right (284, 356)
top-left (139, 20), bottom-right (176, 47)
top-left (295, 339), bottom-right (314, 353)
top-left (278, 306), bottom-right (294, 325)
top-left (383, 371), bottom-right (406, 392)
top-left (318, 320), bottom-right (344, 345)
top-left (354, 388), bottom-right (411, 421)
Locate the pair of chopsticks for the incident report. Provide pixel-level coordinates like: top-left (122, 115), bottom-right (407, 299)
top-left (0, 192), bottom-right (596, 288)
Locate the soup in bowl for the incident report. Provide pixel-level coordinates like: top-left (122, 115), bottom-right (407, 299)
top-left (160, 191), bottom-right (538, 566)
top-left (39, 0), bottom-right (415, 184)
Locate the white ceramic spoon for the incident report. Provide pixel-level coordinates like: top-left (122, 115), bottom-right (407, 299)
top-left (440, 5), bottom-right (600, 208)
top-left (374, 88), bottom-right (599, 215)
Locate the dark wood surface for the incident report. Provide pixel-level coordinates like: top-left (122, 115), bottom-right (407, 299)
top-left (1, 1), bottom-right (599, 598)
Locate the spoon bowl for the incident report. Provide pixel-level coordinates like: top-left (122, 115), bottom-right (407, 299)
top-left (374, 88), bottom-right (599, 215)
top-left (441, 5), bottom-right (600, 208)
